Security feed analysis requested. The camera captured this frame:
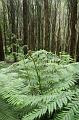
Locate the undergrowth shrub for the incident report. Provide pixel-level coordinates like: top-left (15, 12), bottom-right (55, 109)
top-left (0, 61), bottom-right (11, 69)
top-left (0, 50), bottom-right (79, 120)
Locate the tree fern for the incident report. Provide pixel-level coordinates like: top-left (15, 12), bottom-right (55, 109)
top-left (0, 50), bottom-right (79, 120)
top-left (53, 98), bottom-right (79, 120)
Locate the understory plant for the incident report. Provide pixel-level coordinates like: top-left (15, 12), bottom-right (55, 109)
top-left (0, 50), bottom-right (79, 120)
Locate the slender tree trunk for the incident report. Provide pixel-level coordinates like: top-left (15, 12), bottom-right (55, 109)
top-left (16, 0), bottom-right (19, 39)
top-left (57, 17), bottom-right (61, 55)
top-left (9, 0), bottom-right (17, 62)
top-left (65, 1), bottom-right (70, 53)
top-left (0, 25), bottom-right (5, 61)
top-left (23, 0), bottom-right (28, 45)
top-left (30, 18), bottom-right (35, 50)
top-left (29, 3), bottom-right (35, 51)
top-left (70, 0), bottom-right (77, 59)
top-left (51, 1), bottom-right (57, 53)
top-left (40, 4), bottom-right (44, 50)
top-left (10, 0), bottom-right (16, 34)
top-left (36, 1), bottom-right (41, 50)
top-left (2, 1), bottom-right (7, 55)
top-left (44, 0), bottom-right (50, 51)
top-left (76, 33), bottom-right (79, 62)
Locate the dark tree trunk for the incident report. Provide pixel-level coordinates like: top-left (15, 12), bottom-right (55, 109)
top-left (51, 1), bottom-right (57, 53)
top-left (44, 0), bottom-right (50, 51)
top-left (9, 0), bottom-right (18, 62)
top-left (70, 0), bottom-right (77, 59)
top-left (2, 1), bottom-right (7, 55)
top-left (57, 18), bottom-right (61, 55)
top-left (10, 0), bottom-right (16, 34)
top-left (16, 0), bottom-right (19, 39)
top-left (9, 0), bottom-right (17, 55)
top-left (36, 1), bottom-right (41, 50)
top-left (30, 4), bottom-right (35, 51)
top-left (0, 26), bottom-right (5, 61)
top-left (76, 33), bottom-right (79, 62)
top-left (23, 0), bottom-right (28, 45)
top-left (65, 1), bottom-right (70, 53)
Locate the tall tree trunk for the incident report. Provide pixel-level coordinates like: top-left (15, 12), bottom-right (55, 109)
top-left (30, 16), bottom-right (35, 50)
top-left (65, 1), bottom-right (70, 53)
top-left (36, 1), bottom-right (41, 50)
top-left (9, 0), bottom-right (17, 62)
top-left (76, 33), bottom-right (79, 62)
top-left (44, 0), bottom-right (50, 51)
top-left (10, 0), bottom-right (16, 34)
top-left (57, 17), bottom-right (61, 55)
top-left (16, 0), bottom-right (19, 39)
top-left (2, 1), bottom-right (7, 55)
top-left (51, 1), bottom-right (57, 53)
top-left (70, 0), bottom-right (77, 59)
top-left (0, 25), bottom-right (5, 61)
top-left (23, 0), bottom-right (28, 45)
top-left (30, 3), bottom-right (35, 51)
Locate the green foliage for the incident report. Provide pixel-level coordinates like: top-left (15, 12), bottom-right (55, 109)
top-left (0, 98), bottom-right (17, 120)
top-left (0, 61), bottom-right (11, 69)
top-left (59, 51), bottom-right (74, 64)
top-left (0, 50), bottom-right (79, 120)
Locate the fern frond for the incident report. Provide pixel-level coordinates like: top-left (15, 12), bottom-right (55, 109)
top-left (20, 91), bottom-right (73, 120)
top-left (0, 98), bottom-right (17, 120)
top-left (53, 98), bottom-right (79, 120)
top-left (0, 50), bottom-right (79, 120)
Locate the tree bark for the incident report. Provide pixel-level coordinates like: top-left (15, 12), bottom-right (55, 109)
top-left (57, 17), bottom-right (61, 55)
top-left (10, 0), bottom-right (16, 34)
top-left (51, 1), bottom-right (57, 53)
top-left (0, 25), bottom-right (5, 61)
top-left (2, 1), bottom-right (7, 55)
top-left (23, 0), bottom-right (28, 45)
top-left (65, 1), bottom-right (70, 53)
top-left (44, 0), bottom-right (50, 51)
top-left (36, 1), bottom-right (41, 50)
top-left (70, 0), bottom-right (77, 59)
top-left (76, 33), bottom-right (79, 62)
top-left (30, 4), bottom-right (35, 51)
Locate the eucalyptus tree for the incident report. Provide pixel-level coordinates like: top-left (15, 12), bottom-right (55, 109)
top-left (69, 0), bottom-right (77, 59)
top-left (44, 0), bottom-right (50, 51)
top-left (50, 0), bottom-right (57, 53)
top-left (36, 0), bottom-right (41, 50)
top-left (9, 0), bottom-right (16, 34)
top-left (23, 0), bottom-right (28, 46)
top-left (30, 0), bottom-right (36, 50)
top-left (0, 1), bottom-right (5, 61)
top-left (0, 25), bottom-right (5, 61)
top-left (76, 1), bottom-right (79, 62)
top-left (76, 34), bottom-right (79, 61)
top-left (2, 0), bottom-right (8, 54)
top-left (56, 0), bottom-right (61, 54)
top-left (65, 0), bottom-right (71, 53)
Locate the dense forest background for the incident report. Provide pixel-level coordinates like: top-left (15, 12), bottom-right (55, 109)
top-left (1, 0), bottom-right (79, 120)
top-left (0, 0), bottom-right (79, 61)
